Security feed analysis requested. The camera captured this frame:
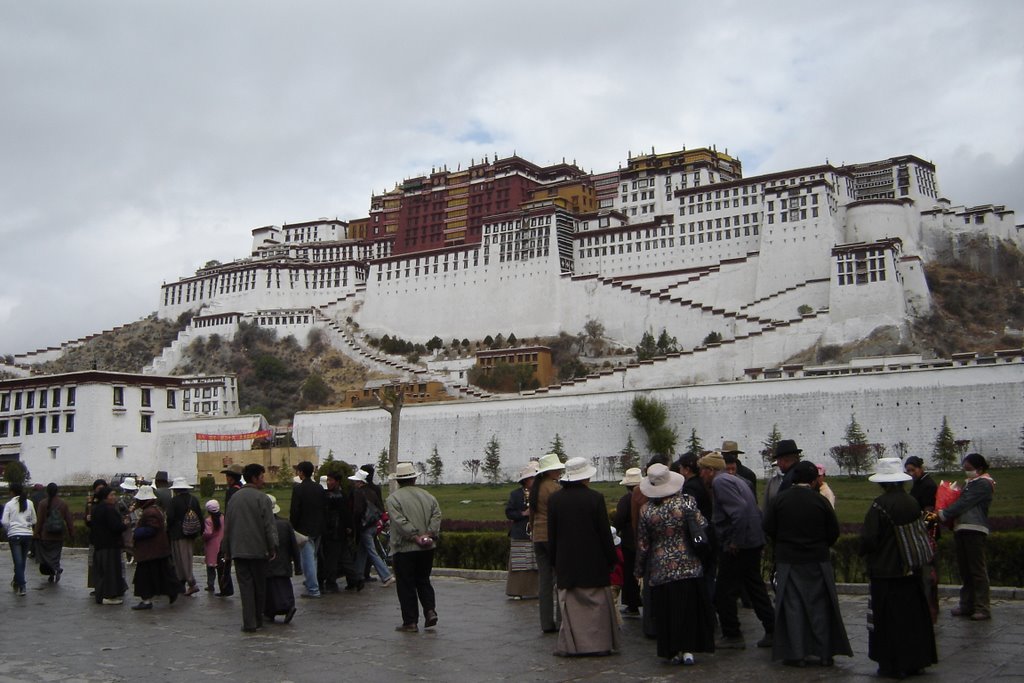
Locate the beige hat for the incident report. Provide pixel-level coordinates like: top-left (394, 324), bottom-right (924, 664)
top-left (640, 463), bottom-right (685, 498)
top-left (221, 463), bottom-right (244, 477)
top-left (560, 456), bottom-right (597, 482)
top-left (348, 469), bottom-right (369, 483)
top-left (134, 485), bottom-right (157, 502)
top-left (389, 462), bottom-right (419, 481)
top-left (119, 477), bottom-right (139, 491)
top-left (698, 451), bottom-right (727, 472)
top-left (535, 453), bottom-right (565, 475)
top-left (619, 467), bottom-right (642, 486)
top-left (517, 463), bottom-right (539, 482)
top-left (869, 457), bottom-right (912, 483)
top-left (266, 493), bottom-right (281, 515)
top-left (169, 477), bottom-right (193, 490)
top-left (721, 440), bottom-right (744, 454)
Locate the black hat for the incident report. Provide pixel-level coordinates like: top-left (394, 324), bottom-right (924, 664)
top-left (775, 440), bottom-right (802, 459)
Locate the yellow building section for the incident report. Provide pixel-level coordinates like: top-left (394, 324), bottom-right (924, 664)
top-left (528, 181), bottom-right (595, 214)
top-left (444, 230), bottom-right (466, 243)
top-left (446, 196), bottom-right (469, 208)
top-left (447, 171), bottom-right (469, 185)
top-left (626, 147), bottom-right (740, 172)
top-left (348, 218), bottom-right (371, 240)
top-left (444, 218), bottom-right (467, 229)
top-left (445, 208), bottom-right (468, 219)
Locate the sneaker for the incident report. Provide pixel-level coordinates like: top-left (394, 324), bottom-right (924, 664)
top-left (756, 633), bottom-right (774, 648)
top-left (716, 635), bottom-right (746, 649)
top-left (101, 598), bottom-right (124, 605)
top-left (381, 575), bottom-right (396, 587)
top-left (17, 586), bottom-right (26, 597)
top-left (300, 592), bottom-right (322, 599)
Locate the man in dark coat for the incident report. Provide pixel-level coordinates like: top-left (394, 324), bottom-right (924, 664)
top-left (721, 440), bottom-right (758, 495)
top-left (611, 467), bottom-right (641, 616)
top-left (216, 463), bottom-right (244, 596)
top-left (548, 457), bottom-right (620, 656)
top-left (762, 440), bottom-right (802, 512)
top-left (225, 463), bottom-right (278, 633)
top-left (700, 451), bottom-right (775, 650)
top-left (904, 456), bottom-right (938, 512)
top-left (290, 461), bottom-right (325, 598)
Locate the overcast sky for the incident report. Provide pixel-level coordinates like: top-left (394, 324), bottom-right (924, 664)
top-left (1, 1), bottom-right (1021, 355)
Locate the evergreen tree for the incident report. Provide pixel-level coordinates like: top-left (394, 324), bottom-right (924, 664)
top-left (843, 413), bottom-right (871, 475)
top-left (376, 447), bottom-right (389, 480)
top-left (630, 395), bottom-right (677, 460)
top-left (483, 435), bottom-right (502, 484)
top-left (932, 416), bottom-right (958, 471)
top-left (686, 427), bottom-right (703, 455)
top-left (549, 433), bottom-right (567, 459)
top-left (426, 445), bottom-right (444, 485)
top-left (636, 331), bottom-right (657, 361)
top-left (761, 424), bottom-right (783, 475)
top-left (619, 434), bottom-right (640, 474)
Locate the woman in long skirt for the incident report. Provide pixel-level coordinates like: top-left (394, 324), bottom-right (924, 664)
top-left (89, 486), bottom-right (127, 605)
top-left (130, 485), bottom-right (182, 609)
top-left (860, 458), bottom-right (937, 679)
top-left (505, 464), bottom-right (538, 598)
top-left (33, 483), bottom-right (74, 583)
top-left (635, 463), bottom-right (715, 665)
top-left (265, 495), bottom-right (301, 624)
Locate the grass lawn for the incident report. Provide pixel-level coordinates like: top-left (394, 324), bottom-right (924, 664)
top-left (55, 468), bottom-right (1023, 528)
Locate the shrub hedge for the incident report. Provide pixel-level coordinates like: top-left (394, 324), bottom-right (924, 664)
top-left (433, 530), bottom-right (1024, 587)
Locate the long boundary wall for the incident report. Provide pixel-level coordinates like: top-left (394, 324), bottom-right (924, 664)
top-left (292, 362), bottom-right (1024, 483)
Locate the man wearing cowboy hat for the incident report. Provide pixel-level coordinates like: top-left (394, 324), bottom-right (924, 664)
top-left (221, 463), bottom-right (244, 507)
top-left (698, 451), bottom-right (775, 650)
top-left (386, 462), bottom-right (442, 632)
top-left (153, 470), bottom-right (172, 512)
top-left (721, 440), bottom-right (757, 495)
top-left (763, 439), bottom-right (803, 513)
top-left (611, 467), bottom-right (642, 616)
top-left (290, 461), bottom-right (325, 599)
top-left (529, 452), bottom-right (566, 634)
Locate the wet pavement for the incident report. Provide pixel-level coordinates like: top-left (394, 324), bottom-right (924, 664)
top-left (1, 550), bottom-right (1021, 682)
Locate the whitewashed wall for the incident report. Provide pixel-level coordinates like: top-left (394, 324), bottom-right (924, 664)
top-left (293, 361), bottom-right (1024, 483)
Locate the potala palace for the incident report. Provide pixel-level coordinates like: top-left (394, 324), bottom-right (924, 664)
top-left (5, 145), bottom-right (1024, 483)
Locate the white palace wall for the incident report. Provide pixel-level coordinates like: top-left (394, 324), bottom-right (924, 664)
top-left (293, 361), bottom-right (1024, 482)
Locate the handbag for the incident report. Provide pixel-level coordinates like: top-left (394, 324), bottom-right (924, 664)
top-left (872, 502), bottom-right (935, 573)
top-left (684, 506), bottom-right (710, 560)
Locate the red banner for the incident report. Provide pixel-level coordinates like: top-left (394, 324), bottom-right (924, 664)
top-left (195, 429), bottom-right (273, 442)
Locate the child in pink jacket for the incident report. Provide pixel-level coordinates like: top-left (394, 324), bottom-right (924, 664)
top-left (202, 500), bottom-right (225, 592)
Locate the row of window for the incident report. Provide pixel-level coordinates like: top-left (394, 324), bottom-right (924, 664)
top-left (0, 414), bottom-right (75, 437)
top-left (579, 225), bottom-right (761, 258)
top-left (1, 387), bottom-right (76, 412)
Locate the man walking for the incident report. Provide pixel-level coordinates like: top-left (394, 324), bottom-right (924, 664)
top-left (290, 461), bottom-right (325, 599)
top-left (386, 462), bottom-right (441, 632)
top-left (225, 463), bottom-right (278, 633)
top-left (699, 451), bottom-right (775, 650)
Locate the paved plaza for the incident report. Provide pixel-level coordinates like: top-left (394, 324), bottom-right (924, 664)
top-left (1, 551), bottom-right (1021, 682)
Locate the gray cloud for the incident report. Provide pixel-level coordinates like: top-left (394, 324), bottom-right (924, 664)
top-left (1, 0), bottom-right (1022, 354)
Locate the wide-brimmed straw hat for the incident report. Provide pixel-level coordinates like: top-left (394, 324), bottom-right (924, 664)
top-left (868, 457), bottom-right (912, 483)
top-left (134, 485), bottom-right (157, 502)
top-left (535, 453), bottom-right (565, 475)
top-left (119, 477), bottom-right (139, 491)
top-left (389, 462), bottom-right (419, 481)
top-left (266, 493), bottom-right (281, 514)
top-left (517, 463), bottom-right (539, 483)
top-left (619, 467), bottom-right (642, 486)
top-left (349, 469), bottom-right (369, 483)
top-left (640, 463), bottom-right (685, 498)
top-left (560, 456), bottom-right (597, 482)
top-left (721, 440), bottom-right (744, 454)
top-left (169, 477), bottom-right (193, 490)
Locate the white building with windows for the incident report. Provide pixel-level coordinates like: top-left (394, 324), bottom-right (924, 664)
top-left (0, 371), bottom-right (242, 484)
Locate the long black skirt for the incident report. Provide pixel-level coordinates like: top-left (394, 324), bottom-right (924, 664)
top-left (93, 547), bottom-right (127, 601)
top-left (868, 574), bottom-right (937, 674)
top-left (773, 562), bottom-right (852, 662)
top-left (134, 557), bottom-right (183, 600)
top-left (651, 578), bottom-right (716, 659)
top-left (265, 576), bottom-right (295, 617)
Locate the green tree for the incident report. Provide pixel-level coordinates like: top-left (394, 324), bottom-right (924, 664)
top-left (482, 435), bottom-right (502, 484)
top-left (761, 424), bottom-right (783, 475)
top-left (377, 448), bottom-right (390, 481)
top-left (631, 395), bottom-right (677, 460)
top-left (2, 460), bottom-right (29, 486)
top-left (507, 332), bottom-right (518, 347)
top-left (636, 331), bottom-right (658, 361)
top-left (702, 331), bottom-right (723, 346)
top-left (302, 372), bottom-right (331, 404)
top-left (686, 427), bottom-right (703, 455)
top-left (932, 416), bottom-right (958, 471)
top-left (426, 336), bottom-right (444, 351)
top-left (427, 445), bottom-right (444, 485)
top-left (549, 433), bottom-right (567, 459)
top-left (842, 413), bottom-right (871, 476)
top-left (618, 434), bottom-right (640, 474)
top-left (656, 329), bottom-right (679, 354)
